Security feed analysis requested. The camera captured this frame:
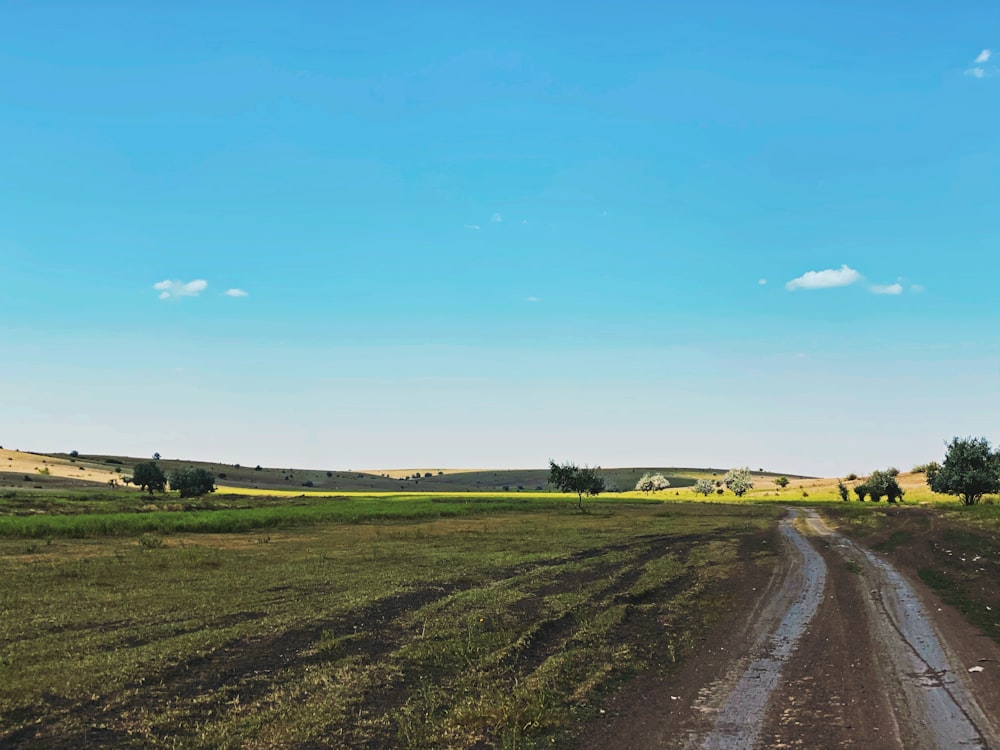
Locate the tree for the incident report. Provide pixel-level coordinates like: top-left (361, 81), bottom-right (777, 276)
top-left (866, 470), bottom-right (904, 503)
top-left (152, 452), bottom-right (161, 461)
top-left (723, 467), bottom-right (754, 497)
top-left (133, 462), bottom-right (167, 495)
top-left (854, 483), bottom-right (868, 502)
top-left (168, 467), bottom-right (216, 498)
top-left (693, 479), bottom-right (715, 496)
top-left (773, 476), bottom-right (789, 489)
top-left (886, 477), bottom-right (905, 504)
top-left (837, 481), bottom-right (850, 502)
top-left (548, 460), bottom-right (606, 511)
top-left (928, 436), bottom-right (1000, 506)
top-left (635, 472), bottom-right (670, 494)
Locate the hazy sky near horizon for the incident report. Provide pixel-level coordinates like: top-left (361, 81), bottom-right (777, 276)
top-left (2, 2), bottom-right (998, 476)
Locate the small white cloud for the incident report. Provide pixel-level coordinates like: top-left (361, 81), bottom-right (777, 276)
top-left (154, 279), bottom-right (207, 300)
top-left (785, 264), bottom-right (861, 291)
top-left (526, 296), bottom-right (541, 303)
top-left (910, 283), bottom-right (925, 293)
top-left (965, 67), bottom-right (987, 78)
top-left (975, 49), bottom-right (992, 64)
top-left (870, 283), bottom-right (903, 295)
top-left (224, 288), bottom-right (249, 298)
top-left (491, 213), bottom-right (502, 223)
top-left (758, 279), bottom-right (767, 286)
top-left (521, 219), bottom-right (528, 225)
top-left (464, 224), bottom-right (481, 231)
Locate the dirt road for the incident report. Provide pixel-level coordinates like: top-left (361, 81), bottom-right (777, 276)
top-left (583, 508), bottom-right (1000, 749)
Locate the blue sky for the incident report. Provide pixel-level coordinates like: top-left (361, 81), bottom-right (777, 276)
top-left (2, 1), bottom-right (997, 476)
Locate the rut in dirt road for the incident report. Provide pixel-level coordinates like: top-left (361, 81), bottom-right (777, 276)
top-left (694, 508), bottom-right (827, 750)
top-left (803, 509), bottom-right (1000, 750)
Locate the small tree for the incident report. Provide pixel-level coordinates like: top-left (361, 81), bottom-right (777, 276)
top-left (548, 460), bottom-right (606, 511)
top-left (168, 467), bottom-right (216, 498)
top-left (693, 479), bottom-right (715, 496)
top-left (866, 470), bottom-right (904, 504)
top-left (133, 462), bottom-right (167, 495)
top-left (69, 450), bottom-right (79, 458)
top-left (774, 476), bottom-right (789, 489)
top-left (723, 467), bottom-right (754, 497)
top-left (867, 467), bottom-right (903, 503)
top-left (913, 461), bottom-right (939, 475)
top-left (854, 483), bottom-right (868, 502)
top-left (635, 472), bottom-right (671, 494)
top-left (867, 477), bottom-right (884, 503)
top-left (928, 436), bottom-right (1000, 506)
top-left (886, 478), bottom-right (905, 504)
top-left (837, 481), bottom-right (850, 502)
top-left (152, 452), bottom-right (161, 461)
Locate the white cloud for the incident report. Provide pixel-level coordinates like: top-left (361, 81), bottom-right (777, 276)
top-left (758, 278), bottom-right (767, 286)
top-left (224, 288), bottom-right (249, 298)
top-left (464, 224), bottom-right (481, 231)
top-left (491, 213), bottom-right (502, 223)
top-left (870, 283), bottom-right (903, 295)
top-left (526, 296), bottom-right (541, 303)
top-left (154, 279), bottom-right (207, 300)
top-left (964, 50), bottom-right (995, 77)
top-left (910, 284), bottom-right (925, 293)
top-left (785, 264), bottom-right (861, 291)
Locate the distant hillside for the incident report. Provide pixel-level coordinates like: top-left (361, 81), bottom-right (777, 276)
top-left (0, 448), bottom-right (813, 494)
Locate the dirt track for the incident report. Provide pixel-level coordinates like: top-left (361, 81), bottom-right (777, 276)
top-left (583, 508), bottom-right (1000, 749)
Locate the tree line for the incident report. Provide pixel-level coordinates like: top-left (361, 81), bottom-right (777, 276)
top-left (548, 435), bottom-right (1000, 509)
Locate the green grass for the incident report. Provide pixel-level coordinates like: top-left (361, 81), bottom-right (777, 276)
top-left (0, 502), bottom-right (781, 748)
top-left (917, 565), bottom-right (1000, 644)
top-left (0, 493), bottom-right (670, 539)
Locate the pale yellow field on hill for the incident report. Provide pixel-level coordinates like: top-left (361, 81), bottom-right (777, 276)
top-left (0, 448), bottom-right (124, 485)
top-left (744, 470), bottom-right (939, 502)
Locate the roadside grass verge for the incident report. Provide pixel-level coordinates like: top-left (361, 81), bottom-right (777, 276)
top-left (0, 503), bottom-right (781, 748)
top-left (919, 564), bottom-right (1000, 646)
top-left (818, 502), bottom-right (1000, 651)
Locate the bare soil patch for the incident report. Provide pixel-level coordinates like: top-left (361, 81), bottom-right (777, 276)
top-left (575, 528), bottom-right (781, 748)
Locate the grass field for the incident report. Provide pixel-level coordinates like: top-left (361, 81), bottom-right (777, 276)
top-left (3, 455), bottom-right (998, 748)
top-left (0, 498), bottom-right (781, 748)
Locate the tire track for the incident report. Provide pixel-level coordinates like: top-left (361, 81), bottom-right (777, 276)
top-left (693, 508), bottom-right (827, 750)
top-left (803, 509), bottom-right (1000, 750)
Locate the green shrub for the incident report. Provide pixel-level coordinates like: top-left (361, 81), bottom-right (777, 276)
top-left (168, 467), bottom-right (216, 498)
